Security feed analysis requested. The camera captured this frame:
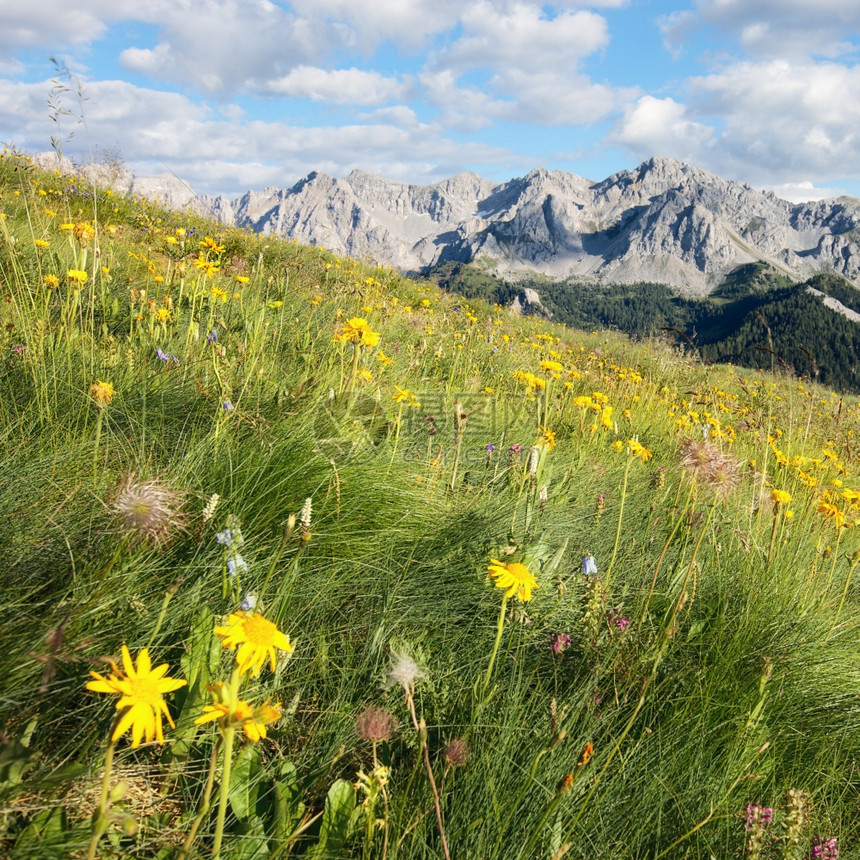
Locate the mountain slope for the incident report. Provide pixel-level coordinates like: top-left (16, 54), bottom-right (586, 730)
top-left (197, 157), bottom-right (860, 294)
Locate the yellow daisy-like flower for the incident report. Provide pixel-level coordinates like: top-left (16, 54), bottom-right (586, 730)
top-left (771, 488), bottom-right (792, 506)
top-left (34, 239), bottom-right (49, 249)
top-left (817, 499), bottom-right (845, 528)
top-left (86, 646), bottom-right (186, 748)
top-left (44, 274), bottom-right (59, 288)
top-left (334, 317), bottom-right (381, 348)
top-left (626, 439), bottom-right (653, 463)
top-left (487, 559), bottom-right (538, 602)
top-left (66, 269), bottom-right (88, 285)
top-left (392, 386), bottom-right (421, 407)
top-left (213, 611), bottom-right (293, 677)
top-left (91, 380), bottom-right (116, 406)
top-left (539, 427), bottom-right (556, 450)
top-left (540, 359), bottom-right (563, 374)
top-left (195, 684), bottom-right (282, 743)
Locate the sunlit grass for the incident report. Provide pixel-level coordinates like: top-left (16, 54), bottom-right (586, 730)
top-left (0, 148), bottom-right (857, 859)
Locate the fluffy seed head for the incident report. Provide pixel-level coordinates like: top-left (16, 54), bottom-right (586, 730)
top-left (355, 705), bottom-right (398, 743)
top-left (444, 738), bottom-right (472, 767)
top-left (113, 475), bottom-right (184, 545)
top-left (679, 440), bottom-right (741, 499)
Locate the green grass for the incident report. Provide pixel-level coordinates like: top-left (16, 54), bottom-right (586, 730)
top-left (0, 148), bottom-right (858, 859)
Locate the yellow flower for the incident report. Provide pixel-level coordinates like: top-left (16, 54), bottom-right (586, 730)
top-left (540, 359), bottom-right (563, 374)
top-left (66, 269), bottom-right (88, 285)
top-left (210, 286), bottom-right (228, 302)
top-left (200, 236), bottom-right (225, 254)
top-left (817, 499), bottom-right (845, 528)
top-left (34, 239), bottom-right (49, 249)
top-left (195, 684), bottom-right (282, 743)
top-left (155, 307), bottom-right (171, 323)
top-left (626, 439), bottom-right (653, 463)
top-left (214, 611), bottom-right (293, 677)
top-left (334, 317), bottom-right (380, 347)
top-left (392, 386), bottom-right (421, 407)
top-left (487, 559), bottom-right (538, 602)
top-left (86, 646), bottom-right (186, 748)
top-left (376, 351), bottom-right (393, 365)
top-left (539, 427), bottom-right (556, 450)
top-left (771, 489), bottom-right (792, 506)
top-left (235, 275), bottom-right (250, 284)
top-left (44, 274), bottom-right (59, 288)
top-left (91, 380), bottom-right (116, 406)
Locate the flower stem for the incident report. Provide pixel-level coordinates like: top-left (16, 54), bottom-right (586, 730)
top-left (178, 739), bottom-right (221, 860)
top-left (482, 594), bottom-right (508, 694)
top-left (605, 454), bottom-right (633, 588)
top-left (87, 735), bottom-right (116, 860)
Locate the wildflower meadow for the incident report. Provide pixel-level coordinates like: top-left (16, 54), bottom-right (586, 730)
top-left (0, 149), bottom-right (858, 858)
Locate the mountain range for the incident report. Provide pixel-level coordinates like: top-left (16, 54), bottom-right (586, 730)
top-left (38, 153), bottom-right (860, 296)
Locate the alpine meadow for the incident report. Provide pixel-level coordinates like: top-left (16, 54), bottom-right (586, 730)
top-left (2, 147), bottom-right (859, 860)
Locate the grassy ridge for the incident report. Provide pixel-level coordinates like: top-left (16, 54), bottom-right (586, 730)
top-left (1, 149), bottom-right (858, 859)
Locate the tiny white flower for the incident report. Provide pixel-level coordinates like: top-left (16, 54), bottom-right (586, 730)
top-left (241, 592), bottom-right (258, 611)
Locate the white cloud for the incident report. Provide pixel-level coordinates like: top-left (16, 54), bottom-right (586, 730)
top-left (442, 2), bottom-right (610, 73)
top-left (265, 66), bottom-right (407, 105)
top-left (0, 0), bottom-right (140, 54)
top-left (117, 1), bottom-right (344, 93)
top-left (0, 76), bottom-right (510, 196)
top-left (767, 181), bottom-right (850, 203)
top-left (608, 95), bottom-right (713, 160)
top-left (661, 0), bottom-right (860, 60)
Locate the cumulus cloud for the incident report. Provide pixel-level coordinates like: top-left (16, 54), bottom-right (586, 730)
top-left (0, 76), bottom-right (510, 196)
top-left (661, 0), bottom-right (860, 60)
top-left (265, 66), bottom-right (407, 105)
top-left (0, 0), bottom-right (140, 54)
top-left (441, 2), bottom-right (610, 73)
top-left (608, 95), bottom-right (713, 161)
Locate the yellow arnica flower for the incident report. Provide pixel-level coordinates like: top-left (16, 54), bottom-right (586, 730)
top-left (627, 439), bottom-right (652, 462)
top-left (34, 239), bottom-right (49, 249)
top-left (487, 559), bottom-right (538, 602)
top-left (539, 427), bottom-right (556, 450)
top-left (392, 386), bottom-right (421, 407)
top-left (771, 489), bottom-right (792, 506)
top-left (334, 317), bottom-right (381, 348)
top-left (66, 269), bottom-right (88, 285)
top-left (214, 611), bottom-right (293, 677)
top-left (817, 500), bottom-right (845, 528)
top-left (540, 359), bottom-right (563, 374)
top-left (44, 274), bottom-right (59, 288)
top-left (91, 380), bottom-right (116, 405)
top-left (195, 684), bottom-right (282, 743)
top-left (86, 646), bottom-right (186, 748)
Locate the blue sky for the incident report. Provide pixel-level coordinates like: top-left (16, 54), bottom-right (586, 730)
top-left (1, 0), bottom-right (860, 201)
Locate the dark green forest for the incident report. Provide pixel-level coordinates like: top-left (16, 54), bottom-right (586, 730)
top-left (429, 261), bottom-right (860, 393)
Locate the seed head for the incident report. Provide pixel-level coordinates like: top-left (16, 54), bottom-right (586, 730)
top-left (112, 475), bottom-right (184, 546)
top-left (444, 738), bottom-right (471, 768)
top-left (385, 649), bottom-right (425, 693)
top-left (355, 705), bottom-right (398, 743)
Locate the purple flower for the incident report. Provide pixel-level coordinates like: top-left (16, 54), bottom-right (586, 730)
top-left (156, 347), bottom-right (179, 363)
top-left (485, 444), bottom-right (496, 452)
top-left (811, 836), bottom-right (839, 859)
top-left (223, 400), bottom-right (234, 411)
top-left (509, 443), bottom-right (522, 454)
top-left (11, 344), bottom-right (25, 354)
top-left (610, 610), bottom-right (630, 632)
top-left (582, 555), bottom-right (597, 576)
top-left (550, 632), bottom-right (571, 655)
top-left (207, 329), bottom-right (218, 343)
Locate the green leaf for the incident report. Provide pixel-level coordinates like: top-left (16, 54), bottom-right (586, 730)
top-left (223, 813), bottom-right (270, 860)
top-left (309, 779), bottom-right (355, 858)
top-left (229, 743), bottom-right (263, 821)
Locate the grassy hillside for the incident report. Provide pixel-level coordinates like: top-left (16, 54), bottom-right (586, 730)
top-left (431, 262), bottom-right (860, 394)
top-left (1, 149), bottom-right (859, 859)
